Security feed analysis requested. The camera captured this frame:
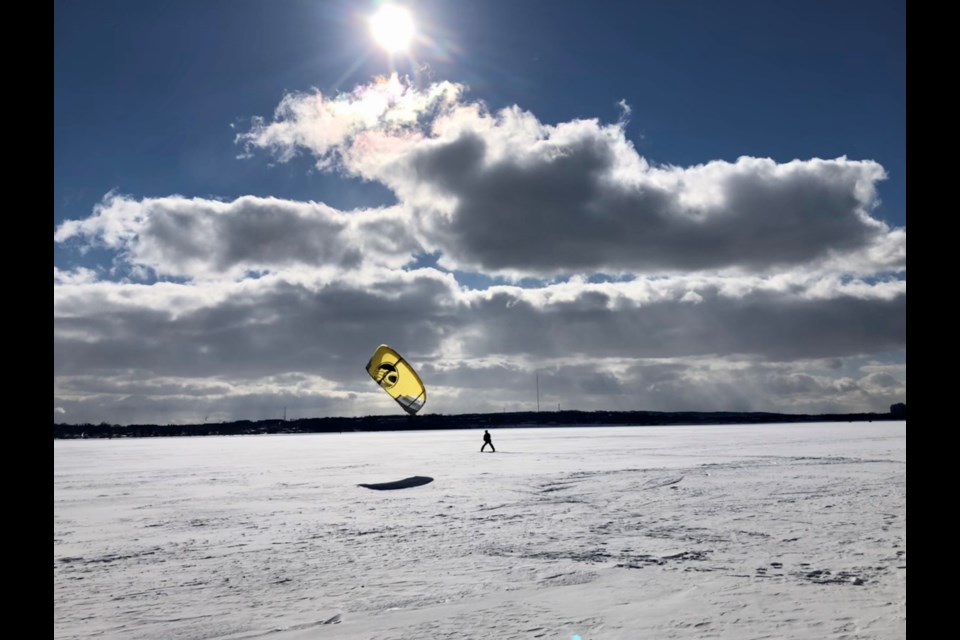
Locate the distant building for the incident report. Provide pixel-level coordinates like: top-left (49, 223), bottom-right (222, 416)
top-left (890, 403), bottom-right (906, 418)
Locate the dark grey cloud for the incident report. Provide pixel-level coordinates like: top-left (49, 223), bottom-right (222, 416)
top-left (462, 287), bottom-right (905, 361)
top-left (56, 276), bottom-right (905, 384)
top-left (413, 357), bottom-right (904, 416)
top-left (55, 271), bottom-right (905, 422)
top-left (55, 375), bottom-right (234, 398)
top-left (239, 77), bottom-right (903, 277)
top-left (143, 197), bottom-right (357, 273)
top-left (54, 195), bottom-right (420, 279)
top-left (53, 387), bottom-right (361, 427)
top-left (55, 273), bottom-right (459, 382)
top-left (409, 135), bottom-right (889, 274)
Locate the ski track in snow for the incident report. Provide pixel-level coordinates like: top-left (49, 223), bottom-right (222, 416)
top-left (54, 423), bottom-right (906, 640)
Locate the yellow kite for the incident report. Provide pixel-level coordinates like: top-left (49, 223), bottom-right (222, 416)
top-left (365, 345), bottom-right (427, 415)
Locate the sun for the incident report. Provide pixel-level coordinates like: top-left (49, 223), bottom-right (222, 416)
top-left (369, 4), bottom-right (415, 54)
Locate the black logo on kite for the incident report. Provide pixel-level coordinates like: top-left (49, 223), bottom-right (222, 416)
top-left (376, 363), bottom-right (400, 389)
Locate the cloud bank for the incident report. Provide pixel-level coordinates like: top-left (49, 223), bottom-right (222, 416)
top-left (54, 75), bottom-right (905, 423)
top-left (239, 74), bottom-right (903, 277)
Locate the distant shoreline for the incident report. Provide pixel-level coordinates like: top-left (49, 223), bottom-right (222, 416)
top-left (53, 407), bottom-right (905, 439)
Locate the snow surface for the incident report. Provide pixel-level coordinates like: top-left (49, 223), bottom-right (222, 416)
top-left (54, 422), bottom-right (906, 639)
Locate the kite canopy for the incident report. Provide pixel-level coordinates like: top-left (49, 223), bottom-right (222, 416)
top-left (365, 344), bottom-right (427, 415)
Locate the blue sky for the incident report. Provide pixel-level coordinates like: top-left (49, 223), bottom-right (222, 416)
top-left (54, 1), bottom-right (905, 424)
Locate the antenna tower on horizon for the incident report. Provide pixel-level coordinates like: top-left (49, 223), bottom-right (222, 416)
top-left (536, 373), bottom-right (540, 413)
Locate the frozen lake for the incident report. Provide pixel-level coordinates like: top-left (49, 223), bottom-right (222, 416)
top-left (54, 423), bottom-right (906, 639)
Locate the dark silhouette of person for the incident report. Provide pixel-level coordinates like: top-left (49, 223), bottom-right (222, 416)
top-left (481, 429), bottom-right (495, 452)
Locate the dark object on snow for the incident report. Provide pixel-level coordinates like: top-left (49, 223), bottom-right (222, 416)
top-left (358, 476), bottom-right (434, 490)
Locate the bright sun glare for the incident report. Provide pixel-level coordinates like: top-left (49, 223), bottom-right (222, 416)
top-left (369, 4), bottom-right (415, 54)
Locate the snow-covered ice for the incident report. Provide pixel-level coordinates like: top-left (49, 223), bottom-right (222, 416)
top-left (54, 422), bottom-right (906, 639)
